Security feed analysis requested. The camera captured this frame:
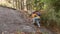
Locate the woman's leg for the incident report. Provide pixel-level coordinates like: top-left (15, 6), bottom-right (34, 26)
top-left (36, 18), bottom-right (40, 27)
top-left (32, 18), bottom-right (36, 24)
top-left (32, 17), bottom-right (40, 27)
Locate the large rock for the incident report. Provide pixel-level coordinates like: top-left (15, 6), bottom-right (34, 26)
top-left (0, 7), bottom-right (36, 33)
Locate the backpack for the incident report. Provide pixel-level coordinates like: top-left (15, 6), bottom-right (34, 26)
top-left (36, 12), bottom-right (41, 16)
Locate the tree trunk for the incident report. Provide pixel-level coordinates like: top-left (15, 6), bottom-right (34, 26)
top-left (24, 0), bottom-right (27, 11)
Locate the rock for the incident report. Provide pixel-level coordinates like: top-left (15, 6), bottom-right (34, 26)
top-left (0, 7), bottom-right (36, 33)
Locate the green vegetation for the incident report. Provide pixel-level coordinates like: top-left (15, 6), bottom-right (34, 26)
top-left (40, 0), bottom-right (60, 29)
top-left (28, 0), bottom-right (60, 29)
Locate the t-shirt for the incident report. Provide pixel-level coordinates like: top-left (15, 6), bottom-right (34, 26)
top-left (31, 13), bottom-right (37, 18)
top-left (31, 13), bottom-right (40, 18)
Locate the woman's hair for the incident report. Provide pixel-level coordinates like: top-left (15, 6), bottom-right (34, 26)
top-left (33, 12), bottom-right (36, 14)
top-left (32, 10), bottom-right (38, 14)
top-left (35, 10), bottom-right (39, 12)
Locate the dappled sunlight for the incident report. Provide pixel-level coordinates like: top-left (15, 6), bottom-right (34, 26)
top-left (0, 0), bottom-right (13, 8)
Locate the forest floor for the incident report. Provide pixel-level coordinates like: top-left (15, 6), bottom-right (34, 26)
top-left (0, 6), bottom-right (59, 34)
